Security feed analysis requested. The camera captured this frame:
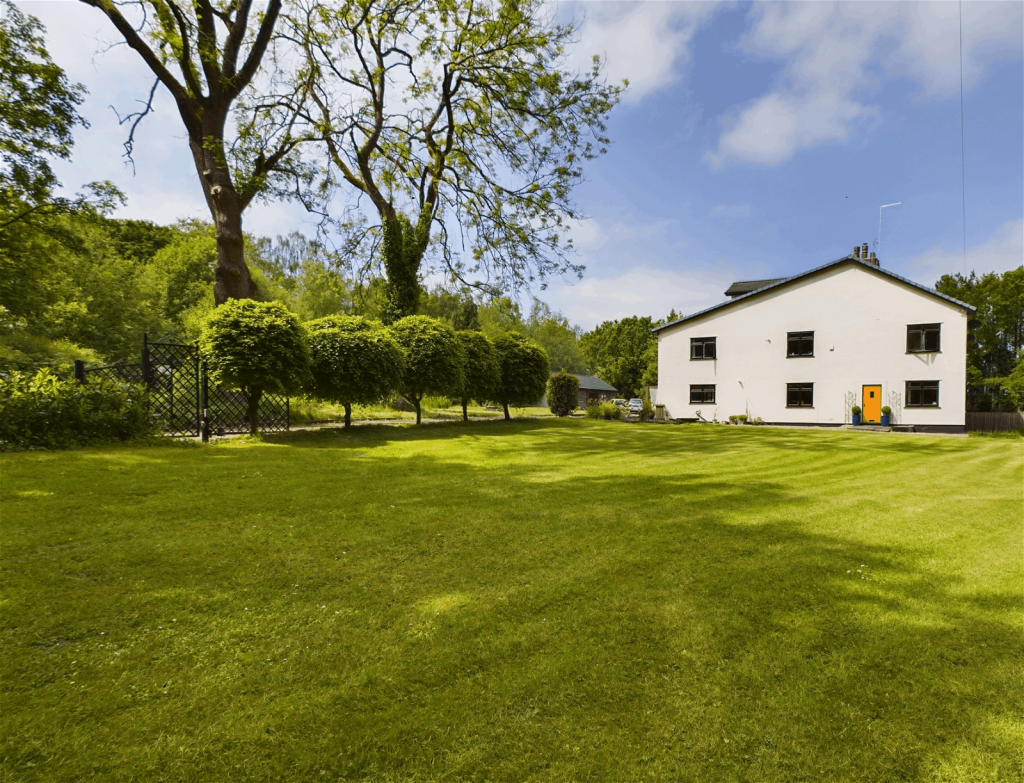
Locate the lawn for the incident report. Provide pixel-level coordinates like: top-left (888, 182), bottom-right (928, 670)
top-left (1, 421), bottom-right (1021, 782)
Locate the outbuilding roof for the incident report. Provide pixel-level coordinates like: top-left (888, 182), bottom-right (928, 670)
top-left (573, 373), bottom-right (618, 392)
top-left (652, 256), bottom-right (976, 334)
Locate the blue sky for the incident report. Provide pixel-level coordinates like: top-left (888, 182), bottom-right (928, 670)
top-left (28, 0), bottom-right (1024, 328)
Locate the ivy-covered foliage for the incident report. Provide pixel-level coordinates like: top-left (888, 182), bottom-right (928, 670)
top-left (455, 330), bottom-right (500, 421)
top-left (0, 369), bottom-right (152, 450)
top-left (201, 300), bottom-right (309, 433)
top-left (547, 370), bottom-right (580, 417)
top-left (306, 316), bottom-right (404, 427)
top-left (389, 316), bottom-right (464, 424)
top-left (492, 332), bottom-right (550, 420)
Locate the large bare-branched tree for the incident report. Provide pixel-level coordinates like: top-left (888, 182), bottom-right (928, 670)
top-left (79, 0), bottom-right (310, 304)
top-left (294, 0), bottom-right (622, 323)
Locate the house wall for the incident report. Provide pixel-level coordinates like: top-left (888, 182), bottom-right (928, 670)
top-left (656, 264), bottom-right (970, 430)
top-left (579, 389), bottom-right (615, 408)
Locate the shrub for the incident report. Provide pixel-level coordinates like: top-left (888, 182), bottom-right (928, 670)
top-left (585, 404), bottom-right (602, 419)
top-left (728, 414), bottom-right (748, 424)
top-left (305, 318), bottom-right (404, 427)
top-left (0, 369), bottom-right (152, 450)
top-left (851, 405), bottom-right (862, 415)
top-left (421, 395), bottom-right (453, 410)
top-left (492, 332), bottom-right (550, 420)
top-left (600, 402), bottom-right (622, 420)
top-left (201, 300), bottom-right (310, 434)
top-left (881, 405), bottom-right (891, 415)
top-left (640, 394), bottom-right (654, 422)
top-left (455, 331), bottom-right (500, 421)
top-left (547, 370), bottom-right (580, 417)
top-left (389, 316), bottom-right (464, 424)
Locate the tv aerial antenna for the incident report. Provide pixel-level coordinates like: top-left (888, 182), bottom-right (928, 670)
top-left (877, 202), bottom-right (901, 254)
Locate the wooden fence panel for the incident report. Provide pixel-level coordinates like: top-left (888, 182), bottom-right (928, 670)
top-left (965, 411), bottom-right (1024, 432)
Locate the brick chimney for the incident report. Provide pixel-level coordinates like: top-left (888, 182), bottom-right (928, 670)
top-left (867, 251), bottom-right (879, 267)
top-left (862, 243), bottom-right (869, 259)
top-left (853, 244), bottom-right (861, 259)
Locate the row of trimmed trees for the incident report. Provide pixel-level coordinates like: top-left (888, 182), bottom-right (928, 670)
top-left (201, 300), bottom-right (552, 431)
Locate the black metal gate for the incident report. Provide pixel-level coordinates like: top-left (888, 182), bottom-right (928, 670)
top-left (74, 334), bottom-right (289, 440)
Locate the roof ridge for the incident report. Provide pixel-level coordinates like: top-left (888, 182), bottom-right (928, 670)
top-left (654, 257), bottom-right (975, 334)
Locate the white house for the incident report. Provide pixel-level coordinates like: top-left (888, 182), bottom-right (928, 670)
top-left (653, 247), bottom-right (977, 433)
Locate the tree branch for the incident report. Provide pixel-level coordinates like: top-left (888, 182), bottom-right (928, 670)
top-left (78, 0), bottom-right (189, 105)
top-left (109, 77), bottom-right (160, 174)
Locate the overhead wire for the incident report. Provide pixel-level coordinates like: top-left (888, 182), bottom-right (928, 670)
top-left (959, 0), bottom-right (967, 273)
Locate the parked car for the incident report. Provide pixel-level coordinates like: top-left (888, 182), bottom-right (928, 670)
top-left (611, 398), bottom-right (628, 409)
top-left (628, 398), bottom-right (643, 414)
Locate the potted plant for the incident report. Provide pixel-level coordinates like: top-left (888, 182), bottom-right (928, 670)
top-left (880, 405), bottom-right (891, 426)
top-left (851, 405), bottom-right (862, 425)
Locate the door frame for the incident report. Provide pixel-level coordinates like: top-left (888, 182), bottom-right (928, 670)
top-left (861, 384), bottom-right (883, 424)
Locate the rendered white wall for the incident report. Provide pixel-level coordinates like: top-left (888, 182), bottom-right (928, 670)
top-left (657, 263), bottom-right (970, 427)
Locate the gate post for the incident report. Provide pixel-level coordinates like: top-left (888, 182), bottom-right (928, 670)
top-left (141, 332), bottom-right (152, 385)
top-left (200, 360), bottom-right (210, 443)
top-left (74, 360), bottom-right (86, 384)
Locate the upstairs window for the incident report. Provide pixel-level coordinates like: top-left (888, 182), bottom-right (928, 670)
top-left (690, 385), bottom-right (716, 404)
top-left (906, 381), bottom-right (939, 407)
top-left (907, 323), bottom-right (941, 353)
top-left (691, 337), bottom-right (716, 360)
top-left (787, 331), bottom-right (814, 357)
top-left (786, 383), bottom-right (814, 408)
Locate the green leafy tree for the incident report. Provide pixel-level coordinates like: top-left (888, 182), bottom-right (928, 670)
top-left (936, 268), bottom-right (1024, 410)
top-left (492, 332), bottom-right (549, 420)
top-left (79, 0), bottom-right (314, 304)
top-left (201, 299), bottom-right (309, 433)
top-left (579, 316), bottom-right (656, 399)
top-left (547, 370), bottom-right (580, 417)
top-left (298, 0), bottom-right (623, 322)
top-left (422, 287), bottom-right (481, 332)
top-left (389, 316), bottom-right (464, 424)
top-left (525, 300), bottom-right (588, 373)
top-left (999, 354), bottom-right (1024, 410)
top-left (455, 330), bottom-right (499, 421)
top-left (306, 316), bottom-right (404, 427)
top-left (0, 0), bottom-right (87, 225)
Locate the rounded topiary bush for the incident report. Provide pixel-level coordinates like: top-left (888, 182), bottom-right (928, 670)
top-left (547, 370), bottom-right (580, 417)
top-left (491, 332), bottom-right (550, 420)
top-left (201, 299), bottom-right (310, 434)
top-left (389, 316), bottom-right (464, 424)
top-left (455, 330), bottom-right (500, 421)
top-left (306, 318), bottom-right (404, 427)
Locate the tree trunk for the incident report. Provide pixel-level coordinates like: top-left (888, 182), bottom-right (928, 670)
top-left (462, 399), bottom-right (469, 422)
top-left (246, 388), bottom-right (263, 435)
top-left (380, 212), bottom-right (431, 325)
top-left (189, 121), bottom-right (255, 305)
top-left (414, 396), bottom-right (422, 425)
top-left (503, 402), bottom-right (510, 421)
top-left (344, 403), bottom-right (352, 428)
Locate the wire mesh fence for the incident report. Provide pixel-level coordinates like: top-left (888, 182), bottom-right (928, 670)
top-left (75, 334), bottom-right (289, 439)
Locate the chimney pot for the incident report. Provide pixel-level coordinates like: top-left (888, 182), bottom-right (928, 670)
top-left (862, 243), bottom-right (869, 258)
top-left (868, 251), bottom-right (878, 267)
top-left (853, 245), bottom-right (860, 258)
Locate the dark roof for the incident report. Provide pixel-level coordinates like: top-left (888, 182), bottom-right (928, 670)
top-left (724, 278), bottom-right (787, 297)
top-left (573, 373), bottom-right (617, 392)
top-left (652, 256), bottom-right (976, 334)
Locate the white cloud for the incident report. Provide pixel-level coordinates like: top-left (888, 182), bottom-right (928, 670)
top-left (709, 1), bottom-right (1023, 167)
top-left (566, 1), bottom-right (721, 102)
top-left (544, 253), bottom-right (773, 329)
top-left (903, 219), bottom-right (1024, 281)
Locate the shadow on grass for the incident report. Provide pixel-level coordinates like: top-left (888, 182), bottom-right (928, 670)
top-left (2, 424), bottom-right (1020, 783)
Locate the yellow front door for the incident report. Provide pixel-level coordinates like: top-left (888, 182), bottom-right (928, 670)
top-left (863, 385), bottom-right (882, 423)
